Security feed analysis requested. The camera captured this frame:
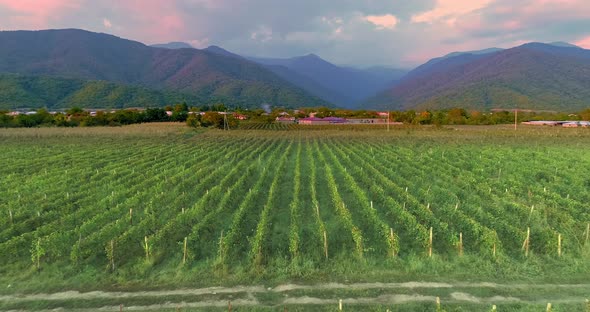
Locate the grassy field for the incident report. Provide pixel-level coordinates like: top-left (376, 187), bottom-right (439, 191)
top-left (1, 123), bottom-right (590, 311)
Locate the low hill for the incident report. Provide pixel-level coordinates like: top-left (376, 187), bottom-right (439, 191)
top-left (0, 74), bottom-right (200, 109)
top-left (366, 43), bottom-right (590, 112)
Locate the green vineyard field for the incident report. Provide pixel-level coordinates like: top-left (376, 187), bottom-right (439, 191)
top-left (1, 123), bottom-right (590, 311)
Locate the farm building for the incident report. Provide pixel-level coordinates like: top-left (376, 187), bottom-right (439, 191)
top-left (298, 117), bottom-right (330, 125)
top-left (521, 121), bottom-right (561, 126)
top-left (233, 113), bottom-right (248, 120)
top-left (276, 117), bottom-right (295, 124)
top-left (323, 117), bottom-right (347, 124)
top-left (522, 120), bottom-right (590, 127)
top-left (562, 121), bottom-right (590, 128)
top-left (348, 118), bottom-right (391, 124)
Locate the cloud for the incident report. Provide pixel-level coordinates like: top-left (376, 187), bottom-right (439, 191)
top-left (250, 25), bottom-right (273, 43)
top-left (102, 18), bottom-right (112, 28)
top-left (576, 36), bottom-right (590, 48)
top-left (1, 0), bottom-right (590, 67)
top-left (411, 0), bottom-right (493, 24)
top-left (189, 38), bottom-right (209, 48)
top-left (365, 14), bottom-right (398, 30)
top-left (0, 0), bottom-right (79, 29)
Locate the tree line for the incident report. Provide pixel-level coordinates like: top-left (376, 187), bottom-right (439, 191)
top-left (2, 105), bottom-right (590, 128)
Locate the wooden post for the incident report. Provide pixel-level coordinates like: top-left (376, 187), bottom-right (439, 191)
top-left (110, 239), bottom-right (115, 271)
top-left (228, 300), bottom-right (232, 312)
top-left (429, 227), bottom-right (433, 257)
top-left (523, 227), bottom-right (530, 257)
top-left (558, 234), bottom-right (562, 257)
top-left (120, 304), bottom-right (123, 312)
top-left (36, 239), bottom-right (41, 271)
top-left (183, 237), bottom-right (188, 265)
top-left (390, 228), bottom-right (396, 257)
top-left (323, 230), bottom-right (328, 260)
top-left (546, 302), bottom-right (552, 312)
top-left (144, 236), bottom-right (149, 260)
top-left (338, 299), bottom-right (342, 311)
top-left (436, 297), bottom-right (441, 311)
top-left (459, 232), bottom-right (463, 256)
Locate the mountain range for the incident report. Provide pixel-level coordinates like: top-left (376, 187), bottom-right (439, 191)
top-left (366, 42), bottom-right (590, 112)
top-left (0, 28), bottom-right (589, 112)
top-left (0, 29), bottom-right (327, 109)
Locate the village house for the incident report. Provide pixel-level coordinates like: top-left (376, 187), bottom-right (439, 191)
top-left (298, 117), bottom-right (330, 125)
top-left (276, 116), bottom-right (295, 124)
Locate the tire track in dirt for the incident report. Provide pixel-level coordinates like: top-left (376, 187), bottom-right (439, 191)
top-left (1, 282), bottom-right (589, 311)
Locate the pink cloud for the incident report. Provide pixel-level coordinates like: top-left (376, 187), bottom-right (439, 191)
top-left (0, 0), bottom-right (79, 29)
top-left (412, 0), bottom-right (494, 24)
top-left (575, 36), bottom-right (590, 49)
top-left (113, 0), bottom-right (188, 43)
top-left (365, 14), bottom-right (398, 30)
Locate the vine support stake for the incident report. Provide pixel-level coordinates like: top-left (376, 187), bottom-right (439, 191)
top-left (183, 237), bottom-right (188, 265)
top-left (35, 238), bottom-right (41, 271)
top-left (390, 227), bottom-right (396, 258)
top-left (110, 239), bottom-right (115, 271)
top-left (546, 302), bottom-right (552, 312)
top-left (459, 232), bottom-right (463, 256)
top-left (429, 227), bottom-right (433, 257)
top-left (522, 227), bottom-right (530, 257)
top-left (558, 234), bottom-right (562, 257)
top-left (144, 236), bottom-right (150, 260)
top-left (323, 230), bottom-right (328, 260)
top-left (338, 299), bottom-right (342, 311)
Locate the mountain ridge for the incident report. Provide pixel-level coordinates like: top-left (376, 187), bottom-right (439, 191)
top-left (366, 43), bottom-right (590, 112)
top-left (0, 29), bottom-right (328, 109)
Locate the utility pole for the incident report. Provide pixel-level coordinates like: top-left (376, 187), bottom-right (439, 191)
top-left (224, 111), bottom-right (229, 131)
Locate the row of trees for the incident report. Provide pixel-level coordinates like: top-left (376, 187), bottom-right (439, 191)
top-left (2, 105), bottom-right (590, 128)
top-left (0, 105), bottom-right (189, 128)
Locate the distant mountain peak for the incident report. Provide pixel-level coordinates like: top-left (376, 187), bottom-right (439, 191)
top-left (548, 41), bottom-right (580, 48)
top-left (443, 47), bottom-right (503, 59)
top-left (203, 45), bottom-right (243, 60)
top-left (150, 42), bottom-right (194, 49)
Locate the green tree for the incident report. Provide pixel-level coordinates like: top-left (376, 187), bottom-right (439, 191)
top-left (186, 113), bottom-right (201, 128)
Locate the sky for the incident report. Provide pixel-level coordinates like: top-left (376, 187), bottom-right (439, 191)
top-left (1, 0), bottom-right (590, 68)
